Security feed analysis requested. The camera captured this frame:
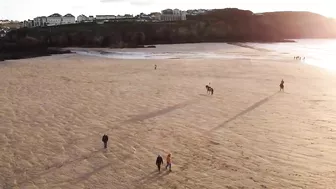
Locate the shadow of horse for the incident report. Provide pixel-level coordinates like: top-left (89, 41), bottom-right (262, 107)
top-left (208, 91), bottom-right (279, 132)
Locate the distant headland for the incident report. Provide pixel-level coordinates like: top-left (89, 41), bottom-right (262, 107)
top-left (1, 8), bottom-right (336, 61)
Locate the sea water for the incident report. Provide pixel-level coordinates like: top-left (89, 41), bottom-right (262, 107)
top-left (73, 39), bottom-right (336, 70)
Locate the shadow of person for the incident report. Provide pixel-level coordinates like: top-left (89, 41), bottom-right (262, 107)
top-left (135, 169), bottom-right (172, 187)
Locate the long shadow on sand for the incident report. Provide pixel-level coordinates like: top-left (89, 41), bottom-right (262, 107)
top-left (12, 96), bottom-right (204, 188)
top-left (13, 98), bottom-right (200, 188)
top-left (208, 91), bottom-right (279, 132)
top-left (134, 170), bottom-right (172, 188)
top-left (49, 162), bottom-right (112, 187)
top-left (49, 150), bottom-right (135, 187)
top-left (124, 99), bottom-right (198, 123)
top-left (20, 148), bottom-right (136, 188)
top-left (15, 149), bottom-right (103, 188)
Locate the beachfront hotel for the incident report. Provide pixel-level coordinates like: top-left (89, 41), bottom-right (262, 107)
top-left (161, 9), bottom-right (187, 21)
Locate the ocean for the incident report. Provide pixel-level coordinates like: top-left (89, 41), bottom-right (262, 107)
top-left (249, 39), bottom-right (336, 70)
top-left (72, 39), bottom-right (336, 70)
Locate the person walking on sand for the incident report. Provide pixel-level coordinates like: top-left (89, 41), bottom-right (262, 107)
top-left (156, 155), bottom-right (163, 172)
top-left (166, 153), bottom-right (172, 171)
top-left (102, 134), bottom-right (109, 149)
top-left (154, 65), bottom-right (157, 70)
top-left (280, 79), bottom-right (284, 92)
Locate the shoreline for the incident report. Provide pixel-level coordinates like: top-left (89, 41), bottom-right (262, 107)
top-left (0, 40), bottom-right (295, 61)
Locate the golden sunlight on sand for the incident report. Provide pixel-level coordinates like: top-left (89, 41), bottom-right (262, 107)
top-left (1, 51), bottom-right (336, 189)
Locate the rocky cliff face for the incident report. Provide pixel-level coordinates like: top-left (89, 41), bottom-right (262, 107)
top-left (1, 8), bottom-right (336, 60)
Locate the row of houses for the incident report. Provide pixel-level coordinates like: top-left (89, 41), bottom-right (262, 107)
top-left (23, 13), bottom-right (77, 28)
top-left (76, 9), bottom-right (186, 23)
top-left (22, 8), bottom-right (209, 28)
top-left (23, 13), bottom-right (138, 27)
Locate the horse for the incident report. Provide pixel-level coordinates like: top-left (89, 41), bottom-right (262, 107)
top-left (206, 85), bottom-right (214, 95)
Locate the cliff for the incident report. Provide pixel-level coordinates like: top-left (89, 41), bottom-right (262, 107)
top-left (1, 8), bottom-right (336, 60)
top-left (258, 11), bottom-right (336, 39)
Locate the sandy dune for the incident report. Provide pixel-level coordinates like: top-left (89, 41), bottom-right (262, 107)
top-left (1, 48), bottom-right (336, 189)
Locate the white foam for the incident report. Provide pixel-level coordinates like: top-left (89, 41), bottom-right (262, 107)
top-left (72, 40), bottom-right (336, 70)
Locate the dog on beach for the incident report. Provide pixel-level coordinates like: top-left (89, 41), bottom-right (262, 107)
top-left (206, 85), bottom-right (214, 95)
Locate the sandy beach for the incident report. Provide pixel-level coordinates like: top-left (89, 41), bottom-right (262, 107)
top-left (1, 46), bottom-right (336, 189)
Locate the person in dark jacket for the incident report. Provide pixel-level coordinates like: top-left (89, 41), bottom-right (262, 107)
top-left (156, 155), bottom-right (163, 172)
top-left (102, 134), bottom-right (109, 149)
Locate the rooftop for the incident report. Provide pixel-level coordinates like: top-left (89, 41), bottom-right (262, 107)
top-left (162, 9), bottom-right (173, 14)
top-left (64, 14), bottom-right (75, 17)
top-left (49, 13), bottom-right (62, 17)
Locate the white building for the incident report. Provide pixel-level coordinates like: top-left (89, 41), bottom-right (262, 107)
top-left (46, 13), bottom-right (75, 26)
top-left (173, 9), bottom-right (180, 15)
top-left (62, 14), bottom-right (76, 24)
top-left (47, 13), bottom-right (62, 26)
top-left (88, 16), bottom-right (95, 21)
top-left (149, 12), bottom-right (162, 21)
top-left (161, 9), bottom-right (187, 21)
top-left (23, 19), bottom-right (34, 28)
top-left (181, 11), bottom-right (187, 20)
top-left (96, 15), bottom-right (116, 20)
top-left (77, 14), bottom-right (88, 22)
top-left (33, 16), bottom-right (47, 27)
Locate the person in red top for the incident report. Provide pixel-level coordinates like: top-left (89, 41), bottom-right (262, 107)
top-left (166, 153), bottom-right (172, 171)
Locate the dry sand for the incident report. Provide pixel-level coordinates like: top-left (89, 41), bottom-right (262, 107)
top-left (1, 47), bottom-right (336, 189)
